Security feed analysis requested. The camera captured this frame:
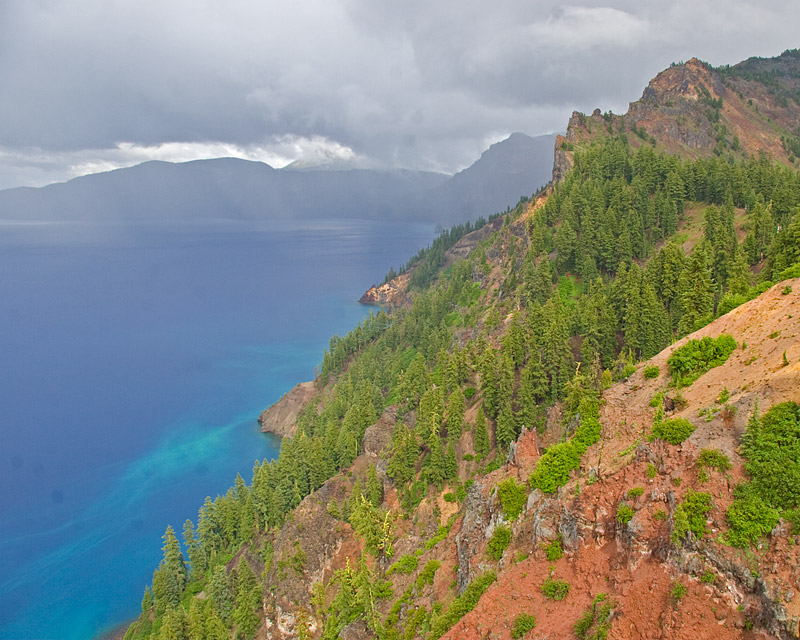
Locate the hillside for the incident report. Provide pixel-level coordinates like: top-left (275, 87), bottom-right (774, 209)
top-left (122, 52), bottom-right (800, 640)
top-left (554, 50), bottom-right (800, 181)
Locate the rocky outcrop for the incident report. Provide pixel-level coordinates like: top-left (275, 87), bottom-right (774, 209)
top-left (359, 272), bottom-right (410, 307)
top-left (258, 381), bottom-right (317, 437)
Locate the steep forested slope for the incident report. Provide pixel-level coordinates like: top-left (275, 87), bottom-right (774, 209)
top-left (123, 53), bottom-right (800, 640)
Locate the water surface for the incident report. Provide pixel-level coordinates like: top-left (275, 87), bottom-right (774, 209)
top-left (0, 218), bottom-right (433, 640)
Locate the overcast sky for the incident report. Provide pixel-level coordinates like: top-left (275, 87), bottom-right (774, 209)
top-left (0, 1), bottom-right (797, 189)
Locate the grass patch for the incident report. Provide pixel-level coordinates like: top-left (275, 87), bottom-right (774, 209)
top-left (387, 553), bottom-right (419, 576)
top-left (617, 504), bottom-right (635, 525)
top-left (429, 572), bottom-right (497, 639)
top-left (511, 613), bottom-right (537, 639)
top-left (541, 576), bottom-right (570, 600)
top-left (544, 537), bottom-right (563, 561)
top-left (643, 365), bottom-right (659, 379)
top-left (697, 448), bottom-right (732, 473)
top-left (574, 593), bottom-right (615, 640)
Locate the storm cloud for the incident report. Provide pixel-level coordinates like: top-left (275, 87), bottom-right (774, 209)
top-left (0, 0), bottom-right (797, 188)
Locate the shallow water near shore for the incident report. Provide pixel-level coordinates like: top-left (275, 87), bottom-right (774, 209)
top-left (0, 218), bottom-right (434, 640)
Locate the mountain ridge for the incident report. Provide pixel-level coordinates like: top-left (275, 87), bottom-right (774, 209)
top-left (0, 133), bottom-right (557, 225)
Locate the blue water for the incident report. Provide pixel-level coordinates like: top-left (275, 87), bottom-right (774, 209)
top-left (0, 218), bottom-right (434, 640)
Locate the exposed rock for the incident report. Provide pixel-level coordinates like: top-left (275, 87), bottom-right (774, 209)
top-left (258, 381), bottom-right (317, 437)
top-left (456, 479), bottom-right (491, 593)
top-left (362, 408), bottom-right (396, 457)
top-left (359, 272), bottom-right (411, 307)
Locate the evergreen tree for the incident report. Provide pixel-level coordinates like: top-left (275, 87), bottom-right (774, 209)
top-left (424, 425), bottom-right (447, 487)
top-left (182, 519), bottom-right (202, 582)
top-left (141, 586), bottom-right (153, 614)
top-left (159, 606), bottom-right (187, 640)
top-left (208, 565), bottom-right (233, 624)
top-left (678, 243), bottom-right (715, 335)
top-left (473, 406), bottom-right (490, 457)
top-left (365, 464), bottom-right (383, 507)
top-left (444, 387), bottom-right (465, 441)
top-left (445, 441), bottom-right (458, 481)
top-left (496, 399), bottom-right (517, 450)
top-left (233, 560), bottom-right (261, 639)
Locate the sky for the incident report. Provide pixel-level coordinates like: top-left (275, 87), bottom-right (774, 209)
top-left (0, 0), bottom-right (798, 190)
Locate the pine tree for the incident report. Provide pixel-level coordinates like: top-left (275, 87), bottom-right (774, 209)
top-left (208, 565), bottom-right (233, 624)
top-left (365, 464), bottom-right (383, 507)
top-left (233, 559), bottom-right (261, 639)
top-left (424, 425), bottom-right (447, 487)
top-left (473, 406), bottom-right (490, 457)
top-left (445, 441), bottom-right (458, 481)
top-left (141, 585), bottom-right (153, 614)
top-left (444, 387), bottom-right (465, 441)
top-left (678, 243), bottom-right (715, 335)
top-left (496, 399), bottom-right (517, 450)
top-left (159, 605), bottom-right (187, 640)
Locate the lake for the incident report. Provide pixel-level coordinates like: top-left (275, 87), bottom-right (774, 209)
top-left (0, 218), bottom-right (434, 640)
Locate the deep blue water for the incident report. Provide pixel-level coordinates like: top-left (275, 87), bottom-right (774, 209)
top-left (0, 218), bottom-right (434, 640)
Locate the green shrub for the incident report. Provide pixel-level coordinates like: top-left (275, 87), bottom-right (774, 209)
top-left (429, 572), bottom-right (497, 639)
top-left (619, 363), bottom-right (637, 380)
top-left (671, 582), bottom-right (687, 601)
top-left (667, 334), bottom-right (737, 387)
top-left (497, 477), bottom-right (528, 521)
top-left (387, 553), bottom-right (419, 576)
top-left (617, 504), bottom-right (635, 525)
top-left (700, 569), bottom-right (715, 584)
top-left (529, 442), bottom-right (580, 493)
top-left (511, 613), bottom-right (537, 639)
top-left (697, 448), bottom-right (732, 472)
top-left (643, 365), bottom-right (659, 379)
top-left (574, 593), bottom-right (614, 640)
top-left (646, 463), bottom-right (658, 479)
top-left (650, 417), bottom-right (695, 445)
top-left (725, 490), bottom-right (780, 546)
top-left (415, 560), bottom-right (440, 590)
top-left (741, 402), bottom-right (800, 510)
top-left (541, 576), bottom-right (570, 600)
top-left (487, 526), bottom-right (511, 560)
top-left (544, 537), bottom-right (563, 561)
top-left (671, 490), bottom-right (713, 546)
top-left (464, 387), bottom-right (476, 399)
top-left (627, 487), bottom-right (644, 498)
top-left (653, 509), bottom-right (668, 521)
top-left (443, 492), bottom-right (457, 503)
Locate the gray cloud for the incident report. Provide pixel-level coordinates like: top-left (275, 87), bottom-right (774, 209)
top-left (0, 0), bottom-right (798, 188)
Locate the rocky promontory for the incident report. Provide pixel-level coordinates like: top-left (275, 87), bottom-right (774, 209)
top-left (258, 381), bottom-right (316, 438)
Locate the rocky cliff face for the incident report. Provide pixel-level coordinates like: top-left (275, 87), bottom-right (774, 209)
top-left (259, 381), bottom-right (317, 437)
top-left (553, 52), bottom-right (800, 181)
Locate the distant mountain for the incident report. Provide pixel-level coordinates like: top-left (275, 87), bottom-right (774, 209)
top-left (0, 133), bottom-right (557, 225)
top-left (432, 132), bottom-right (557, 222)
top-left (0, 158), bottom-right (448, 223)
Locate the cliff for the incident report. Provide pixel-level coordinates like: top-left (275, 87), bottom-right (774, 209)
top-left (258, 381), bottom-right (317, 438)
top-left (553, 51), bottom-right (800, 182)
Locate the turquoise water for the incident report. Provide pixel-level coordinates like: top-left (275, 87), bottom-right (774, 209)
top-left (0, 219), bottom-right (434, 640)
